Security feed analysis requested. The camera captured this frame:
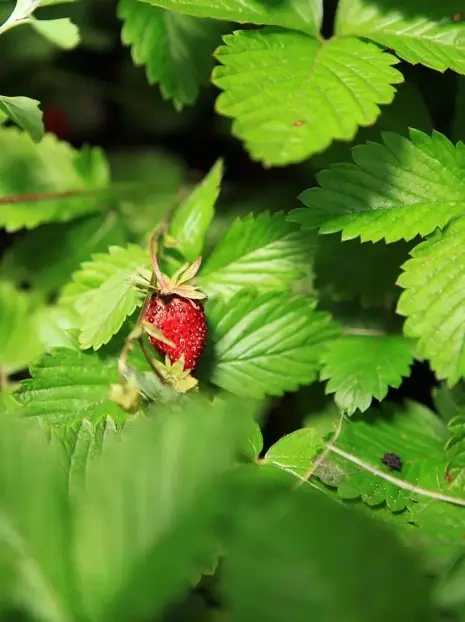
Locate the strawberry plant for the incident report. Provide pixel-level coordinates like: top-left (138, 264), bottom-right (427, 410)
top-left (3, 0), bottom-right (465, 620)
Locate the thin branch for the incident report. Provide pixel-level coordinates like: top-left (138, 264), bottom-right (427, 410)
top-left (328, 445), bottom-right (465, 508)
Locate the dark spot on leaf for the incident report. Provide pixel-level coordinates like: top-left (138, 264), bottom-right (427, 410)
top-left (292, 120), bottom-right (305, 127)
top-left (381, 452), bottom-right (403, 472)
top-left (452, 12), bottom-right (465, 22)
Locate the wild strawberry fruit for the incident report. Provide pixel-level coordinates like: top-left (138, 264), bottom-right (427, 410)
top-left (144, 256), bottom-right (207, 372)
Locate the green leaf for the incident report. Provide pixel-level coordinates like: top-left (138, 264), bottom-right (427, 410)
top-left (222, 468), bottom-right (434, 622)
top-left (263, 427), bottom-right (324, 479)
top-left (320, 334), bottom-right (414, 415)
top-left (14, 347), bottom-right (127, 428)
top-left (0, 95), bottom-right (43, 142)
top-left (138, 0), bottom-right (322, 35)
top-left (0, 213), bottom-right (127, 295)
top-left (0, 128), bottom-right (109, 232)
top-left (397, 216), bottom-right (465, 385)
top-left (61, 245), bottom-right (148, 350)
top-left (290, 130), bottom-right (465, 243)
top-left (317, 401), bottom-right (448, 511)
top-left (336, 0), bottom-right (465, 74)
top-left (0, 415), bottom-right (75, 622)
top-left (170, 159), bottom-right (223, 261)
top-left (198, 212), bottom-right (314, 297)
top-left (75, 395), bottom-right (254, 622)
top-left (203, 290), bottom-right (338, 398)
top-left (0, 282), bottom-right (44, 375)
top-left (30, 17), bottom-right (80, 49)
top-left (212, 29), bottom-right (402, 166)
top-left (314, 235), bottom-right (413, 307)
top-left (119, 0), bottom-right (225, 110)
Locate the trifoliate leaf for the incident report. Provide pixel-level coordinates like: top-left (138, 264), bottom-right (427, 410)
top-left (212, 29), bottom-right (402, 166)
top-left (336, 0), bottom-right (465, 74)
top-left (320, 334), bottom-right (415, 415)
top-left (397, 216), bottom-right (465, 385)
top-left (317, 401), bottom-right (448, 511)
top-left (0, 128), bottom-right (109, 231)
top-left (0, 213), bottom-right (127, 294)
top-left (222, 469), bottom-right (434, 622)
top-left (15, 347), bottom-right (128, 427)
top-left (290, 130), bottom-right (465, 242)
top-left (30, 17), bottom-right (80, 49)
top-left (0, 95), bottom-right (43, 142)
top-left (119, 0), bottom-right (225, 110)
top-left (139, 0), bottom-right (322, 35)
top-left (170, 159), bottom-right (223, 261)
top-left (61, 245), bottom-right (148, 350)
top-left (263, 428), bottom-right (324, 480)
top-left (0, 282), bottom-right (44, 375)
top-left (314, 235), bottom-right (414, 307)
top-left (203, 290), bottom-right (339, 398)
top-left (198, 212), bottom-right (314, 297)
top-left (75, 396), bottom-right (255, 622)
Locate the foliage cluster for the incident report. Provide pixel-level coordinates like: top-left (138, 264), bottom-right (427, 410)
top-left (2, 0), bottom-right (465, 620)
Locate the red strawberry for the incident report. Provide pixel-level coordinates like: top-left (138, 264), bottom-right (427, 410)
top-left (145, 295), bottom-right (207, 371)
top-left (144, 255), bottom-right (207, 372)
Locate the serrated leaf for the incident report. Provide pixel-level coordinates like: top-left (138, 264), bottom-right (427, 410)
top-left (290, 130), bottom-right (465, 243)
top-left (314, 235), bottom-right (414, 307)
top-left (320, 334), bottom-right (414, 415)
top-left (75, 395), bottom-right (254, 622)
top-left (119, 0), bottom-right (225, 110)
top-left (212, 29), bottom-right (402, 166)
top-left (397, 216), bottom-right (465, 385)
top-left (139, 0), bottom-right (322, 35)
top-left (263, 427), bottom-right (323, 479)
top-left (61, 245), bottom-right (148, 350)
top-left (223, 468), bottom-right (434, 622)
top-left (0, 128), bottom-right (109, 232)
top-left (198, 212), bottom-right (313, 297)
top-left (317, 401), bottom-right (448, 511)
top-left (336, 0), bottom-right (465, 74)
top-left (0, 95), bottom-right (43, 142)
top-left (170, 159), bottom-right (223, 261)
top-left (202, 290), bottom-right (338, 398)
top-left (30, 17), bottom-right (80, 49)
top-left (0, 282), bottom-right (44, 375)
top-left (0, 213), bottom-right (127, 294)
top-left (15, 347), bottom-right (128, 428)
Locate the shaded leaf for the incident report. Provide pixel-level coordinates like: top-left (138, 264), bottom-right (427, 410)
top-left (119, 0), bottom-right (226, 109)
top-left (222, 467), bottom-right (434, 622)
